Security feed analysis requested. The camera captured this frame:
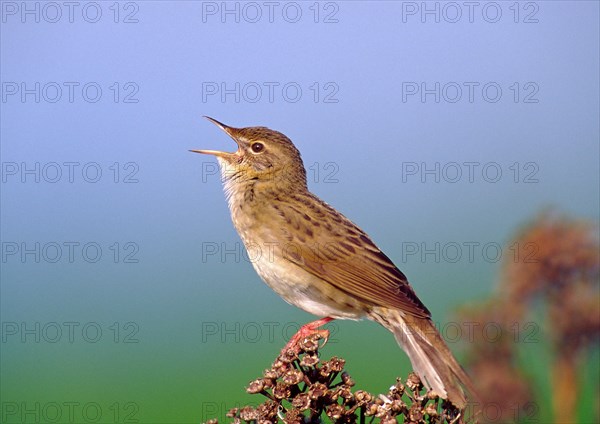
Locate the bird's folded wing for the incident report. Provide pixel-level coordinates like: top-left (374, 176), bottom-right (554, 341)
top-left (275, 199), bottom-right (431, 319)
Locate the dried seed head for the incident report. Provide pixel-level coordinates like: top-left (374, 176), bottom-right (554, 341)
top-left (263, 368), bottom-right (278, 379)
top-left (239, 406), bottom-right (257, 421)
top-left (409, 404), bottom-right (424, 422)
top-left (300, 353), bottom-right (319, 367)
top-left (246, 379), bottom-right (265, 394)
top-left (319, 363), bottom-right (332, 378)
top-left (279, 348), bottom-right (298, 364)
top-left (271, 358), bottom-right (286, 369)
top-left (406, 372), bottom-right (423, 391)
top-left (284, 408), bottom-right (303, 424)
top-left (389, 378), bottom-right (405, 398)
top-left (365, 402), bottom-right (379, 416)
top-left (213, 341), bottom-right (465, 424)
top-left (298, 334), bottom-right (320, 352)
top-left (375, 404), bottom-right (389, 418)
top-left (308, 382), bottom-right (328, 400)
top-left (326, 404), bottom-right (344, 420)
top-left (292, 392), bottom-right (311, 410)
top-left (390, 399), bottom-right (406, 414)
top-left (272, 382), bottom-right (292, 400)
top-left (337, 386), bottom-right (354, 401)
top-left (354, 390), bottom-right (373, 404)
top-left (328, 357), bottom-right (345, 372)
top-left (381, 415), bottom-right (397, 424)
top-left (341, 371), bottom-right (355, 387)
top-left (282, 369), bottom-right (304, 386)
top-left (425, 403), bottom-right (439, 417)
top-left (256, 401), bottom-right (278, 420)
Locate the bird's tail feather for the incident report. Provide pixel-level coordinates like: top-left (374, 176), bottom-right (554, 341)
top-left (370, 307), bottom-right (478, 410)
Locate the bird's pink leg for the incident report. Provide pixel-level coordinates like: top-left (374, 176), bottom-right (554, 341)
top-left (281, 317), bottom-right (335, 354)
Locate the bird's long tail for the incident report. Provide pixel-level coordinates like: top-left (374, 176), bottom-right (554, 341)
top-left (370, 307), bottom-right (478, 410)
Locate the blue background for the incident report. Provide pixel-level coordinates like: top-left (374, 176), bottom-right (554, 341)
top-left (1, 1), bottom-right (598, 423)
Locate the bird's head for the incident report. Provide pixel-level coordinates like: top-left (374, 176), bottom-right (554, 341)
top-left (191, 117), bottom-right (307, 190)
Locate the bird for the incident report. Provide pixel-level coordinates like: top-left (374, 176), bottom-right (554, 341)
top-left (191, 117), bottom-right (477, 409)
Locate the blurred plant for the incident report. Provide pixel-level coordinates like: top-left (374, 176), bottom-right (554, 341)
top-left (455, 301), bottom-right (537, 423)
top-left (456, 212), bottom-right (599, 423)
top-left (204, 333), bottom-right (469, 424)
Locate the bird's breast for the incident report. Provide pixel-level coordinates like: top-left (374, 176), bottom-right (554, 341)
top-left (220, 182), bottom-right (366, 319)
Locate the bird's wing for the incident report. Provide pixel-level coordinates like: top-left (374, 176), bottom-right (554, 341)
top-left (270, 195), bottom-right (431, 319)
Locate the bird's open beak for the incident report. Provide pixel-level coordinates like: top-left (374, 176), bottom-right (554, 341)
top-left (189, 116), bottom-right (240, 158)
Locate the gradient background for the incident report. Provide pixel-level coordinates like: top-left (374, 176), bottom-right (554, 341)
top-left (1, 1), bottom-right (598, 423)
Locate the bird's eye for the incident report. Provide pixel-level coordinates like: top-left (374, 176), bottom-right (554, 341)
top-left (251, 142), bottom-right (265, 153)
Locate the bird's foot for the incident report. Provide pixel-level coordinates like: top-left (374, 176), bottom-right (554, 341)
top-left (280, 317), bottom-right (335, 356)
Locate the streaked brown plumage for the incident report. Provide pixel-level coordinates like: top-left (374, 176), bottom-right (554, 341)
top-left (191, 117), bottom-right (477, 408)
